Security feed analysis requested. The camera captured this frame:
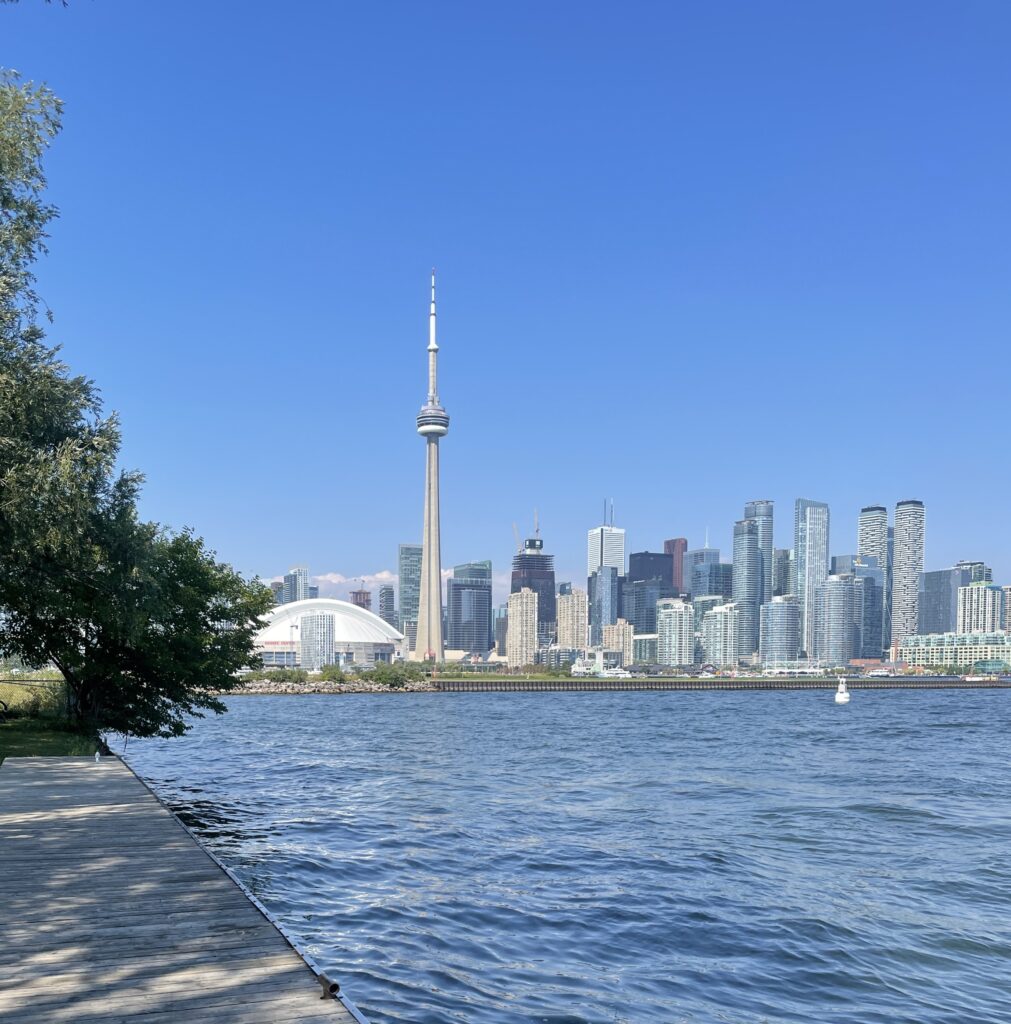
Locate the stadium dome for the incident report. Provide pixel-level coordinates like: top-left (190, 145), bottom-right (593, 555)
top-left (257, 598), bottom-right (403, 645)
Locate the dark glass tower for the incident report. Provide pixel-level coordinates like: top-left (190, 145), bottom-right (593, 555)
top-left (511, 536), bottom-right (556, 646)
top-left (446, 561), bottom-right (493, 652)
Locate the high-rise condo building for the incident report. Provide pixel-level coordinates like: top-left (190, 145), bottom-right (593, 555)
top-left (556, 588), bottom-right (589, 650)
top-left (511, 533), bottom-right (556, 647)
top-left (691, 562), bottom-right (733, 600)
top-left (772, 548), bottom-right (793, 597)
top-left (682, 546), bottom-right (720, 598)
top-left (657, 598), bottom-right (695, 667)
top-left (270, 581), bottom-right (284, 604)
top-left (664, 538), bottom-right (688, 591)
top-left (851, 556), bottom-right (884, 658)
top-left (494, 604), bottom-right (509, 656)
top-left (816, 574), bottom-right (855, 667)
top-left (282, 566), bottom-right (310, 605)
top-left (589, 565), bottom-right (619, 646)
top-left (759, 595), bottom-right (800, 666)
top-left (350, 589), bottom-right (372, 611)
top-left (299, 612), bottom-right (336, 671)
top-left (414, 273), bottom-right (450, 662)
top-left (378, 585), bottom-right (397, 628)
top-left (744, 500), bottom-right (774, 606)
top-left (398, 543), bottom-right (423, 651)
top-left (891, 500), bottom-right (925, 650)
top-left (506, 588), bottom-right (538, 669)
top-left (628, 551), bottom-right (674, 584)
top-left (1004, 587), bottom-right (1011, 632)
top-left (858, 505), bottom-right (890, 647)
top-left (621, 578), bottom-right (676, 634)
top-left (446, 561), bottom-right (493, 652)
top-left (587, 523), bottom-right (626, 578)
top-left (732, 518), bottom-right (761, 656)
top-left (957, 582), bottom-right (1004, 634)
top-left (794, 499), bottom-right (830, 657)
top-left (701, 602), bottom-right (739, 667)
top-left (602, 619), bottom-right (634, 666)
top-left (919, 561), bottom-right (992, 635)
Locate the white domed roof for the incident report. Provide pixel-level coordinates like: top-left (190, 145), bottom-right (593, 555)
top-left (258, 598), bottom-right (403, 645)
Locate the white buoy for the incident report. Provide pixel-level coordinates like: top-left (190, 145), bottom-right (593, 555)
top-left (835, 678), bottom-right (850, 704)
top-left (95, 751), bottom-right (100, 763)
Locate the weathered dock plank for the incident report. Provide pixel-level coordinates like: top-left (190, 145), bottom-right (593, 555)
top-left (0, 757), bottom-right (362, 1024)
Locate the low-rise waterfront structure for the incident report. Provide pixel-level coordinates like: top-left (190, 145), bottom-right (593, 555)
top-left (898, 631), bottom-right (1011, 670)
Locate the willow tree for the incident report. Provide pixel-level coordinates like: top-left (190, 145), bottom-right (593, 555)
top-left (0, 71), bottom-right (272, 737)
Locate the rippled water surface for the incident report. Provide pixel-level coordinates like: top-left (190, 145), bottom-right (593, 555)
top-left (117, 690), bottom-right (1011, 1023)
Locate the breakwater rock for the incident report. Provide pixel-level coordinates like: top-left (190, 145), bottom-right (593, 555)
top-left (228, 678), bottom-right (437, 696)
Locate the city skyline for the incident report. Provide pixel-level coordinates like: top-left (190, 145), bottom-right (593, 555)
top-left (7, 5), bottom-right (1010, 592)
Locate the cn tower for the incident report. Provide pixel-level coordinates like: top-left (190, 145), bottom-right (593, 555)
top-left (413, 271), bottom-right (449, 661)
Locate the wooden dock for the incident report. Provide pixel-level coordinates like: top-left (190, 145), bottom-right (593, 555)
top-left (0, 756), bottom-right (364, 1024)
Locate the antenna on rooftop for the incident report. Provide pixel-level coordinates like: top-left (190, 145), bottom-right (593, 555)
top-left (534, 508), bottom-right (540, 539)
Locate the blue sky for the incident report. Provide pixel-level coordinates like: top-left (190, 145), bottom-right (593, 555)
top-left (7, 1), bottom-right (1011, 601)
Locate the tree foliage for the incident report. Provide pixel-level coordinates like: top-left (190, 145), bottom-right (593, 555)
top-left (0, 71), bottom-right (273, 737)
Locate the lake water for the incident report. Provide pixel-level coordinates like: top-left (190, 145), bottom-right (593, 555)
top-left (116, 690), bottom-right (1011, 1023)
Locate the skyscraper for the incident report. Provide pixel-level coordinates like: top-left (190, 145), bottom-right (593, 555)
top-left (682, 546), bottom-right (720, 599)
top-left (511, 532), bottom-right (556, 646)
top-left (299, 612), bottom-right (336, 671)
top-left (759, 595), bottom-right (800, 666)
top-left (628, 551), bottom-right (674, 584)
top-left (398, 543), bottom-right (422, 651)
top-left (919, 562), bottom-right (990, 635)
top-left (378, 585), bottom-right (396, 628)
top-left (664, 538), bottom-right (688, 591)
top-left (691, 561), bottom-right (733, 600)
top-left (957, 582), bottom-right (1004, 634)
top-left (701, 603), bottom-right (739, 667)
top-left (621, 578), bottom-right (676, 634)
top-left (794, 499), bottom-right (830, 657)
top-left (589, 565), bottom-right (619, 646)
top-left (744, 500), bottom-right (774, 606)
top-left (891, 499), bottom-right (925, 650)
top-left (587, 519), bottom-right (626, 578)
top-left (446, 561), bottom-right (493, 652)
top-left (556, 588), bottom-right (589, 650)
top-left (851, 556), bottom-right (884, 658)
top-left (506, 588), bottom-right (538, 669)
top-left (732, 518), bottom-right (761, 656)
top-left (282, 566), bottom-right (309, 605)
top-left (656, 598), bottom-right (694, 667)
top-left (816, 574), bottom-right (855, 667)
top-left (414, 273), bottom-right (450, 661)
top-left (772, 548), bottom-right (793, 597)
top-left (858, 505), bottom-right (890, 650)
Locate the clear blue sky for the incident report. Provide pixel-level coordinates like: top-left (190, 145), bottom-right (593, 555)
top-left (7, 1), bottom-right (1011, 601)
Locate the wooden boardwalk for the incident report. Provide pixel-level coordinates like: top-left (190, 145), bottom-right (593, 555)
top-left (0, 757), bottom-right (363, 1024)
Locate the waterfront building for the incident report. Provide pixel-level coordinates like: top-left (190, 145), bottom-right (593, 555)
top-left (270, 580), bottom-right (284, 604)
top-left (256, 598), bottom-right (402, 669)
top-left (656, 598), bottom-right (694, 667)
top-left (282, 566), bottom-right (310, 605)
top-left (494, 604), bottom-right (508, 656)
top-left (556, 587), bottom-right (589, 650)
top-left (919, 562), bottom-right (991, 634)
top-left (732, 519), bottom-right (761, 656)
top-left (691, 561), bottom-right (733, 600)
top-left (589, 565), bottom-right (619, 646)
top-left (621, 577), bottom-right (675, 634)
top-left (664, 537), bottom-right (688, 591)
top-left (816, 574), bottom-right (855, 667)
top-left (633, 633), bottom-right (659, 665)
top-left (587, 522), bottom-right (626, 578)
top-left (957, 582), bottom-right (1004, 634)
top-left (794, 499), bottom-right (830, 657)
top-left (628, 551), bottom-right (674, 584)
top-left (1005, 587), bottom-right (1011, 632)
top-left (682, 546), bottom-right (719, 598)
top-left (858, 505), bottom-right (891, 647)
top-left (349, 589), bottom-right (372, 611)
top-left (891, 499), bottom-right (925, 650)
top-left (772, 548), bottom-right (793, 598)
top-left (378, 585), bottom-right (396, 628)
top-left (414, 274), bottom-right (450, 662)
top-left (512, 533), bottom-right (556, 646)
top-left (602, 619), bottom-right (634, 666)
top-left (506, 588), bottom-right (538, 669)
top-left (446, 561), bottom-right (494, 652)
top-left (759, 595), bottom-right (800, 666)
top-left (851, 556), bottom-right (884, 658)
top-left (898, 632), bottom-right (1011, 670)
top-left (744, 500), bottom-right (774, 606)
top-left (701, 602), bottom-right (739, 667)
top-left (398, 543), bottom-right (422, 651)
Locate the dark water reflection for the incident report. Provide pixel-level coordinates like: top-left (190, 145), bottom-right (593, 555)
top-left (116, 690), bottom-right (1011, 1023)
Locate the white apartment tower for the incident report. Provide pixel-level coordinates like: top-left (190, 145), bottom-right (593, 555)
top-left (556, 588), bottom-right (589, 650)
top-left (587, 522), bottom-right (626, 578)
top-left (957, 582), bottom-right (1004, 634)
top-left (702, 602), bottom-right (740, 667)
top-left (506, 588), bottom-right (538, 669)
top-left (891, 499), bottom-right (925, 650)
top-left (657, 598), bottom-right (695, 667)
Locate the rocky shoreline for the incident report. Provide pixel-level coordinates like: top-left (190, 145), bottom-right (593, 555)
top-left (226, 679), bottom-right (437, 696)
